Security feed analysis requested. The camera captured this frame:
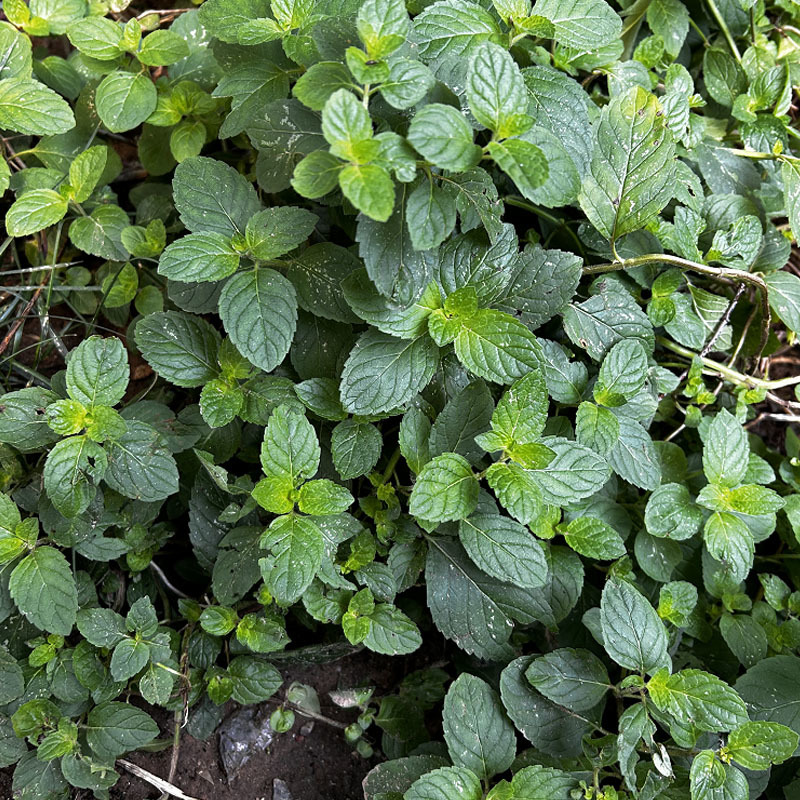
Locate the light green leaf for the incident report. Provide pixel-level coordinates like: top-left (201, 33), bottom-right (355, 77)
top-left (526, 438), bottom-right (610, 506)
top-left (575, 402), bottom-right (620, 456)
top-left (218, 268), bottom-right (297, 372)
top-left (260, 404), bottom-right (319, 484)
top-left (66, 17), bottom-right (122, 60)
top-left (339, 163), bottom-right (395, 222)
top-left (68, 204), bottom-right (129, 260)
top-left (726, 721), bottom-right (799, 770)
top-left (487, 138), bottom-right (548, 202)
top-left (579, 87), bottom-right (676, 242)
top-left (490, 370), bottom-right (548, 447)
top-left (138, 29), bottom-right (190, 66)
top-left (703, 511), bottom-right (753, 582)
top-left (563, 517), bottom-right (626, 561)
top-left (297, 479), bottom-right (353, 515)
top-left (260, 514), bottom-right (324, 605)
top-left (533, 0), bottom-right (621, 49)
top-left (454, 308), bottom-right (542, 384)
top-left (380, 58), bottom-right (435, 109)
top-left (245, 206), bottom-right (318, 260)
top-left (340, 330), bottom-right (439, 416)
top-left (703, 409), bottom-right (749, 488)
top-left (66, 336), bottom-right (128, 408)
top-left (443, 673), bottom-right (515, 780)
top-left (110, 639), bottom-right (150, 682)
top-left (648, 668), bottom-right (748, 732)
top-left (9, 546), bottom-right (77, 635)
top-left (95, 71), bottom-right (157, 133)
top-left (526, 648), bottom-right (611, 712)
top-left (485, 461), bottom-right (543, 525)
top-left (407, 103), bottom-right (482, 173)
top-left (357, 0), bottom-right (409, 59)
top-left (409, 453), bottom-right (478, 523)
top-left (0, 77), bottom-right (75, 135)
top-left (5, 188), bottom-right (68, 236)
top-left (466, 41), bottom-right (530, 138)
top-left (68, 145), bottom-right (108, 203)
top-left (158, 232), bottom-right (240, 283)
top-left (458, 513), bottom-right (548, 588)
top-left (645, 483), bottom-right (703, 540)
top-left (601, 577), bottom-right (669, 675)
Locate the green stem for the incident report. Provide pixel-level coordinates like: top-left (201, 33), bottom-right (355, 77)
top-left (381, 447), bottom-right (401, 483)
top-left (585, 252), bottom-right (771, 357)
top-left (658, 338), bottom-right (800, 389)
top-left (705, 0), bottom-right (742, 61)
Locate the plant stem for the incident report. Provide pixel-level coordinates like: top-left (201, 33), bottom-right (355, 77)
top-left (705, 0), bottom-right (742, 61)
top-left (585, 252), bottom-right (771, 357)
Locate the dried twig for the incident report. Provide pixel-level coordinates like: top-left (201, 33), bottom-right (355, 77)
top-left (117, 759), bottom-right (201, 800)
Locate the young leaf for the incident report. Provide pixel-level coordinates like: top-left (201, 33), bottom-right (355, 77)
top-left (260, 514), bottom-right (324, 605)
top-left (409, 453), bottom-right (478, 523)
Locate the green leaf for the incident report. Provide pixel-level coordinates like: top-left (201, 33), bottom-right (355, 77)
top-left (5, 188), bottom-right (68, 236)
top-left (363, 603), bottom-right (422, 655)
top-left (453, 308), bottom-right (542, 384)
top-left (409, 453), bottom-right (478, 523)
top-left (526, 648), bottom-right (611, 712)
top-left (703, 511), bottom-right (753, 582)
top-left (260, 404), bottom-right (319, 484)
top-left (68, 204), bottom-right (129, 260)
top-left (43, 435), bottom-right (106, 518)
top-left (405, 766), bottom-right (482, 800)
top-left (575, 402), bottom-right (620, 456)
top-left (66, 336), bottom-right (128, 408)
top-left (339, 163), bottom-right (395, 222)
top-left (173, 156), bottom-right (261, 237)
top-left (607, 418), bottom-right (661, 491)
top-left (458, 513), bottom-right (548, 588)
top-left (703, 409), bottom-right (748, 488)
top-left (645, 483), bottom-right (703, 540)
top-left (0, 387), bottom-right (60, 452)
top-left (68, 145), bottom-right (108, 204)
top-left (76, 607), bottom-right (127, 648)
top-left (340, 330), bottom-right (439, 416)
top-left (563, 517), bottom-right (626, 561)
top-left (579, 87), bottom-right (676, 242)
top-left (85, 702), bottom-right (158, 760)
top-left (104, 420), bottom-right (180, 503)
top-left (647, 0), bottom-right (689, 57)
top-left (0, 77), bottom-right (74, 135)
top-left (764, 270), bottom-right (800, 334)
top-left (443, 673), bottom-right (515, 780)
top-left (331, 419), bottom-right (382, 480)
top-left (95, 71), bottom-right (157, 133)
top-left (485, 461), bottom-right (543, 525)
top-left (525, 438), bottom-right (610, 506)
top-left (406, 180), bottom-right (457, 250)
top-left (158, 232), bottom-right (240, 283)
top-left (466, 42), bottom-right (530, 138)
top-left (245, 206), bottom-right (317, 260)
top-left (648, 668), bottom-right (748, 732)
top-left (66, 17), bottom-right (122, 60)
top-left (594, 339), bottom-right (649, 406)
top-left (407, 103), bottom-right (482, 173)
top-left (357, 0), bottom-right (409, 59)
top-left (292, 61), bottom-right (351, 111)
top-left (736, 655), bottom-right (800, 738)
top-left (505, 765), bottom-right (577, 800)
top-left (782, 160), bottom-right (800, 246)
top-left (601, 577), bottom-right (669, 675)
top-left (322, 89), bottom-right (372, 157)
top-left (490, 370), bottom-right (549, 447)
top-left (726, 721), bottom-right (799, 770)
top-left (487, 138), bottom-right (549, 202)
top-left (720, 612), bottom-right (768, 668)
top-left (228, 656), bottom-right (282, 704)
top-left (534, 0), bottom-right (621, 49)
top-left (380, 58), bottom-right (435, 109)
top-left (297, 479), bottom-right (353, 515)
top-left (110, 639), bottom-right (150, 682)
top-left (218, 268), bottom-right (297, 372)
top-left (260, 514), bottom-right (324, 605)
top-left (412, 0), bottom-right (502, 63)
top-left (135, 311), bottom-right (220, 388)
top-left (137, 29), bottom-right (190, 66)
top-left (9, 546), bottom-right (77, 635)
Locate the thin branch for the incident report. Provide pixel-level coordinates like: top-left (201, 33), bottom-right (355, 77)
top-left (117, 759), bottom-right (201, 800)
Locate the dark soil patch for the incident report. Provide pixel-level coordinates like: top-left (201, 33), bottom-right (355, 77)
top-left (107, 649), bottom-right (417, 800)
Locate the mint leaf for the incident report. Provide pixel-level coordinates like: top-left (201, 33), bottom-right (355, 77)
top-left (260, 514), bottom-right (324, 605)
top-left (409, 453), bottom-right (478, 523)
top-left (526, 648), bottom-right (611, 712)
top-left (66, 336), bottom-right (128, 408)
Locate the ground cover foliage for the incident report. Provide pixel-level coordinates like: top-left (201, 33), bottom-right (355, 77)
top-left (2, 0), bottom-right (800, 797)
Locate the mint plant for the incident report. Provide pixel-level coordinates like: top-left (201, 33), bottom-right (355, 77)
top-left (2, 0), bottom-right (800, 798)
